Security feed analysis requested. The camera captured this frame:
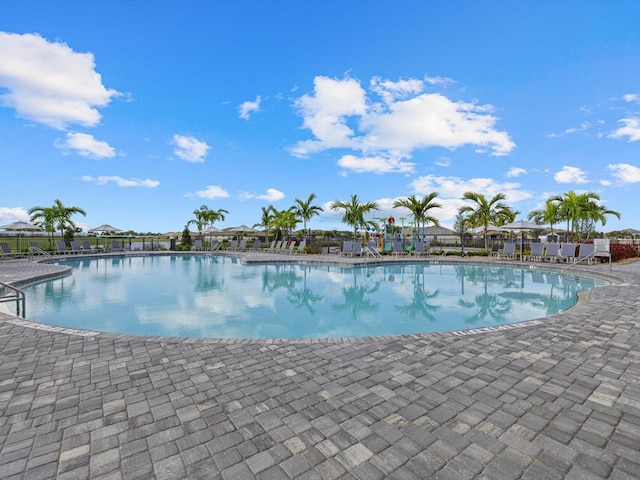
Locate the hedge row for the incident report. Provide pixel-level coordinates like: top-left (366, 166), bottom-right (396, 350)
top-left (609, 243), bottom-right (639, 262)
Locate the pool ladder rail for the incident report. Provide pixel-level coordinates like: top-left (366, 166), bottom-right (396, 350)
top-left (0, 281), bottom-right (26, 318)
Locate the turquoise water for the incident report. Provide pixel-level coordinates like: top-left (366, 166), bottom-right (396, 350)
top-left (24, 255), bottom-right (609, 339)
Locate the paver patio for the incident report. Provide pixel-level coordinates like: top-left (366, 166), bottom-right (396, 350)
top-left (0, 254), bottom-right (638, 479)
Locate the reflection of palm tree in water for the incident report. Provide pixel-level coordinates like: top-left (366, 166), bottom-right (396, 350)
top-left (287, 265), bottom-right (323, 314)
top-left (261, 265), bottom-right (300, 292)
top-left (458, 292), bottom-right (511, 324)
top-left (394, 269), bottom-right (440, 322)
top-left (332, 279), bottom-right (380, 321)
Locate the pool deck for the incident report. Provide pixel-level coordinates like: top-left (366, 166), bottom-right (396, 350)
top-left (0, 253), bottom-right (639, 479)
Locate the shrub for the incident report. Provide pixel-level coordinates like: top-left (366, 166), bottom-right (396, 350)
top-left (610, 243), bottom-right (639, 262)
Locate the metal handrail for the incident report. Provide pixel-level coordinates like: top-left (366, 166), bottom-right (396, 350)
top-left (0, 281), bottom-right (26, 318)
top-left (561, 251), bottom-right (612, 275)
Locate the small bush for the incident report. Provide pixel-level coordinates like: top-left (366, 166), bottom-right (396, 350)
top-left (610, 243), bottom-right (639, 262)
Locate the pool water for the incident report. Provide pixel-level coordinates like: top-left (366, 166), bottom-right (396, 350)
top-left (24, 255), bottom-right (610, 339)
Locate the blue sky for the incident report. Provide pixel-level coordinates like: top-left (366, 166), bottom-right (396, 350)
top-left (1, 1), bottom-right (639, 234)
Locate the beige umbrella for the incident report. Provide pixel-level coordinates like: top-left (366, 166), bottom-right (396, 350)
top-left (1, 221), bottom-right (42, 252)
top-left (88, 224), bottom-right (122, 249)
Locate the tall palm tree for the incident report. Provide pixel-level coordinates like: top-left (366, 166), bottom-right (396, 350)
top-left (527, 199), bottom-right (561, 236)
top-left (30, 199), bottom-right (86, 247)
top-left (393, 193), bottom-right (441, 242)
top-left (254, 205), bottom-right (276, 241)
top-left (293, 193), bottom-right (323, 240)
top-left (459, 192), bottom-right (515, 250)
top-left (549, 191), bottom-right (620, 242)
top-left (188, 205), bottom-right (228, 239)
top-left (28, 205), bottom-right (56, 248)
top-left (269, 208), bottom-right (299, 241)
top-left (329, 194), bottom-right (379, 242)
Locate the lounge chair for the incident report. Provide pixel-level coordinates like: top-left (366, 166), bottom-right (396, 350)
top-left (228, 240), bottom-right (238, 251)
top-left (81, 241), bottom-right (94, 253)
top-left (542, 243), bottom-right (560, 262)
top-left (0, 242), bottom-right (21, 258)
top-left (293, 240), bottom-right (306, 254)
top-left (340, 241), bottom-right (353, 256)
top-left (351, 242), bottom-right (362, 257)
top-left (238, 239), bottom-right (247, 251)
top-left (70, 241), bottom-right (84, 254)
top-left (559, 243), bottom-right (577, 263)
top-left (575, 243), bottom-right (595, 264)
top-left (490, 245), bottom-right (500, 257)
top-left (250, 239), bottom-right (261, 251)
top-left (285, 241), bottom-right (297, 254)
top-left (192, 239), bottom-right (203, 251)
top-left (392, 241), bottom-right (407, 256)
top-left (56, 241), bottom-right (69, 254)
top-left (110, 240), bottom-right (124, 252)
top-left (210, 240), bottom-right (221, 251)
top-left (412, 241), bottom-right (428, 256)
top-left (497, 242), bottom-right (516, 259)
top-left (525, 242), bottom-right (545, 261)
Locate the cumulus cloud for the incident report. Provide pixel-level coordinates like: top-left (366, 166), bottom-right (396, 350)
top-left (0, 32), bottom-right (120, 129)
top-left (172, 134), bottom-right (211, 162)
top-left (337, 154), bottom-right (415, 174)
top-left (239, 96), bottom-right (261, 120)
top-left (0, 206), bottom-right (30, 224)
top-left (609, 117), bottom-right (640, 142)
top-left (240, 188), bottom-right (285, 202)
top-left (288, 75), bottom-right (515, 167)
top-left (409, 174), bottom-right (532, 203)
top-left (554, 166), bottom-right (588, 184)
top-left (193, 185), bottom-right (229, 199)
top-left (55, 132), bottom-right (116, 159)
top-left (506, 167), bottom-right (527, 178)
top-left (607, 163), bottom-right (640, 183)
top-left (622, 93), bottom-right (640, 103)
top-left (82, 175), bottom-right (159, 188)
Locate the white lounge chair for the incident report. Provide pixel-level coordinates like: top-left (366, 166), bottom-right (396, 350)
top-left (340, 241), bottom-right (353, 256)
top-left (351, 242), bottom-right (362, 257)
top-left (293, 240), bottom-right (306, 254)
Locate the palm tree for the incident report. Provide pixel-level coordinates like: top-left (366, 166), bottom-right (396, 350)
top-left (188, 205), bottom-right (228, 239)
top-left (329, 194), bottom-right (379, 242)
top-left (269, 208), bottom-right (299, 241)
top-left (293, 193), bottom-right (323, 241)
top-left (459, 192), bottom-right (515, 250)
top-left (30, 199), bottom-right (86, 247)
top-left (393, 193), bottom-right (441, 242)
top-left (28, 205), bottom-right (56, 248)
top-left (550, 191), bottom-right (620, 242)
top-left (254, 205), bottom-right (276, 241)
top-left (528, 199), bottom-right (562, 237)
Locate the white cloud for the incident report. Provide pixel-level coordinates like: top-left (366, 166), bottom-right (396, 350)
top-left (409, 174), bottom-right (532, 203)
top-left (55, 132), bottom-right (116, 159)
top-left (82, 175), bottom-right (159, 188)
top-left (239, 96), bottom-right (261, 120)
top-left (193, 185), bottom-right (229, 199)
top-left (172, 134), bottom-right (211, 162)
top-left (0, 207), bottom-right (30, 224)
top-left (622, 93), bottom-right (639, 103)
top-left (0, 32), bottom-right (120, 129)
top-left (547, 122), bottom-right (591, 138)
top-left (609, 117), bottom-right (640, 142)
top-left (506, 167), bottom-right (527, 178)
top-left (337, 154), bottom-right (415, 174)
top-left (289, 75), bottom-right (515, 161)
top-left (424, 75), bottom-right (456, 86)
top-left (239, 188), bottom-right (285, 202)
top-left (554, 166), bottom-right (588, 184)
top-left (607, 163), bottom-right (640, 183)
top-left (434, 157), bottom-right (451, 167)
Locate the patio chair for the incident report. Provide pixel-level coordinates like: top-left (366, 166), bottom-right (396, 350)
top-left (293, 240), bottom-right (306, 254)
top-left (250, 239), bottom-right (261, 251)
top-left (497, 242), bottom-right (516, 259)
top-left (210, 240), bottom-right (221, 251)
top-left (284, 241), bottom-right (297, 254)
top-left (392, 241), bottom-right (407, 256)
top-left (238, 239), bottom-right (247, 251)
top-left (0, 242), bottom-right (20, 258)
top-left (110, 240), bottom-right (124, 252)
top-left (351, 242), bottom-right (362, 257)
top-left (558, 243), bottom-right (577, 263)
top-left (542, 243), bottom-right (561, 262)
top-left (56, 241), bottom-right (69, 254)
top-left (525, 242), bottom-right (545, 261)
top-left (412, 241), bottom-right (428, 256)
top-left (340, 241), bottom-right (353, 256)
top-left (192, 239), bottom-right (203, 251)
top-left (490, 245), bottom-right (500, 257)
top-left (228, 240), bottom-right (238, 251)
top-left (575, 243), bottom-right (596, 264)
top-left (81, 241), bottom-right (94, 253)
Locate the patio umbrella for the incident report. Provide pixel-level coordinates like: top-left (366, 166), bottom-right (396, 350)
top-left (88, 224), bottom-right (122, 249)
top-left (1, 221), bottom-right (42, 252)
top-left (224, 225), bottom-right (259, 238)
top-left (499, 219), bottom-right (544, 260)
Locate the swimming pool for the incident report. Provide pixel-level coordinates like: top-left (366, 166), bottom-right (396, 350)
top-left (24, 255), bottom-right (610, 339)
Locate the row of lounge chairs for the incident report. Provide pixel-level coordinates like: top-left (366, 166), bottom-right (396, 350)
top-left (494, 242), bottom-right (598, 264)
top-left (337, 240), bottom-right (432, 257)
top-left (266, 239), bottom-right (306, 254)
